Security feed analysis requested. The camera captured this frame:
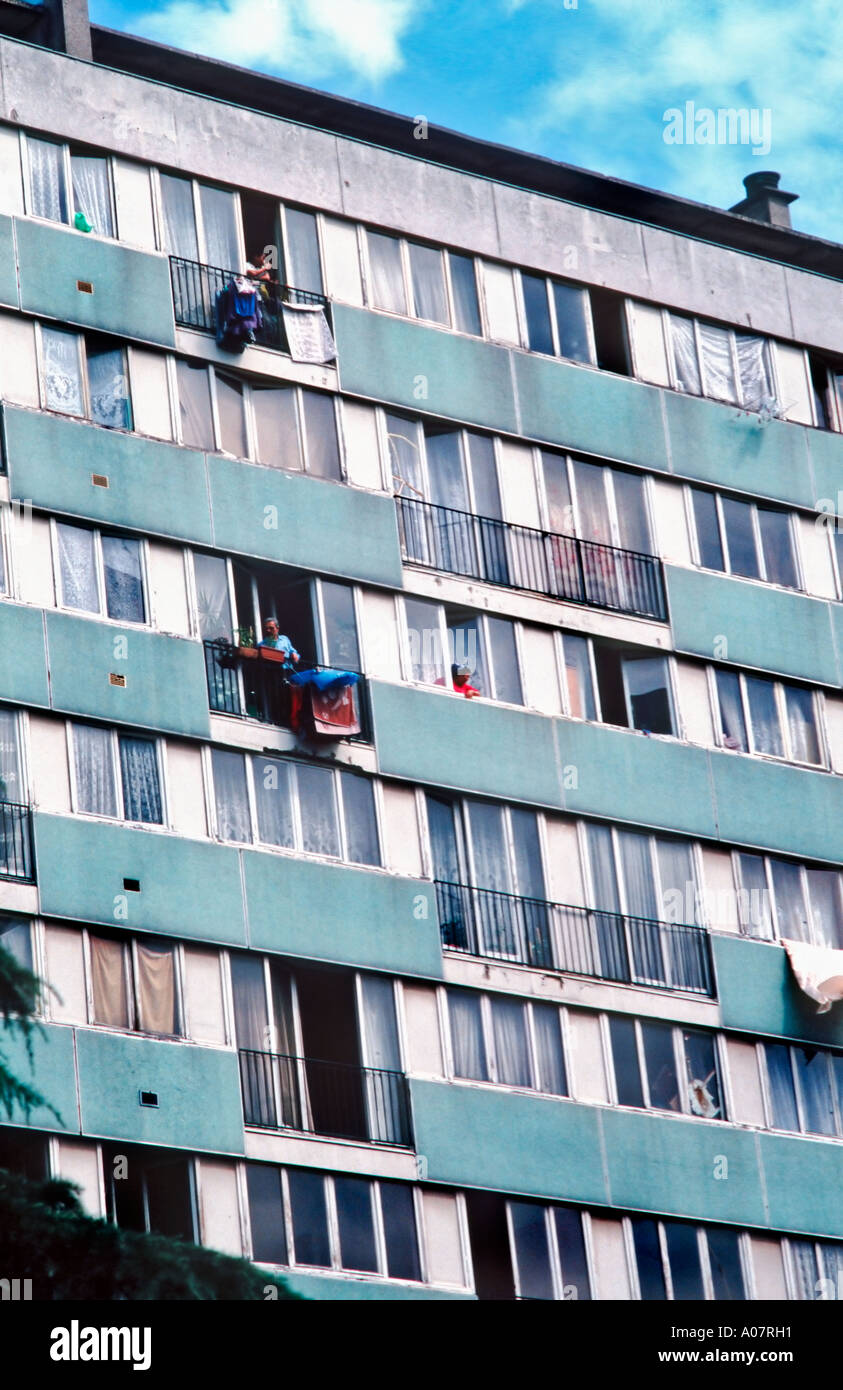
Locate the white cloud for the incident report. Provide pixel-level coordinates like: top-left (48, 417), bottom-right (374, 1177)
top-left (131, 0), bottom-right (420, 83)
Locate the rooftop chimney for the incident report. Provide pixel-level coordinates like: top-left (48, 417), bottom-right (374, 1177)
top-left (41, 0), bottom-right (92, 60)
top-left (729, 171), bottom-right (798, 229)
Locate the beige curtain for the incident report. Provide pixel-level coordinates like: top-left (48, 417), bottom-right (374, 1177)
top-left (136, 942), bottom-right (176, 1035)
top-left (90, 936), bottom-right (129, 1027)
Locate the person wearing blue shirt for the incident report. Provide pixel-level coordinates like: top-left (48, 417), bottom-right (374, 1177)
top-left (259, 617), bottom-right (300, 669)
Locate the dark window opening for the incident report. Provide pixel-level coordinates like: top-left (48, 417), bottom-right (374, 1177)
top-left (0, 1126), bottom-right (49, 1181)
top-left (590, 288), bottom-right (631, 375)
top-left (103, 1142), bottom-right (195, 1241)
top-left (465, 1191), bottom-right (516, 1300)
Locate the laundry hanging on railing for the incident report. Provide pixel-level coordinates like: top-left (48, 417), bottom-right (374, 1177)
top-left (281, 301), bottom-right (337, 364)
top-left (783, 938), bottom-right (843, 1014)
top-left (287, 668), bottom-right (360, 737)
top-left (215, 277), bottom-right (262, 353)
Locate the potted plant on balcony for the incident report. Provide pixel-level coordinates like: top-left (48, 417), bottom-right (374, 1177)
top-left (235, 626), bottom-right (258, 659)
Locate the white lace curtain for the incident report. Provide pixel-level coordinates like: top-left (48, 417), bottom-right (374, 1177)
top-left (70, 155), bottom-right (114, 236)
top-left (119, 737), bottom-right (162, 823)
top-left (27, 137), bottom-right (68, 223)
top-left (57, 523), bottom-right (97, 613)
top-left (73, 724), bottom-right (117, 816)
top-left (0, 709), bottom-right (21, 803)
top-left (212, 749), bottom-right (252, 843)
top-left (194, 553), bottom-right (232, 640)
top-left (101, 535), bottom-right (144, 623)
top-left (88, 347), bottom-right (130, 430)
top-left (160, 173), bottom-right (199, 259)
top-left (43, 328), bottom-right (83, 416)
top-left (368, 231), bottom-right (406, 313)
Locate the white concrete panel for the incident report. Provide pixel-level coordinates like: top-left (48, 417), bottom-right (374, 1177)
top-left (823, 694), bottom-right (843, 775)
top-left (568, 1010), bottom-right (608, 1103)
top-left (422, 1190), bottom-right (466, 1287)
top-left (481, 261), bottom-right (521, 346)
top-left (725, 1039), bottom-right (765, 1128)
top-left (113, 157), bottom-right (156, 249)
top-left (0, 313), bottom-right (39, 407)
top-left (166, 742), bottom-right (208, 839)
top-left (750, 1236), bottom-right (788, 1300)
top-left (322, 215), bottom-right (363, 305)
top-left (197, 1159), bottom-right (243, 1256)
top-left (358, 588), bottom-right (401, 680)
top-left (44, 923), bottom-right (86, 1023)
top-left (13, 512), bottom-right (55, 608)
top-left (773, 342), bottom-right (813, 424)
top-left (498, 439), bottom-right (540, 528)
top-left (28, 712), bottom-right (70, 812)
top-left (183, 945), bottom-right (226, 1044)
top-left (127, 347), bottom-right (173, 440)
top-left (591, 1216), bottom-right (631, 1299)
top-left (380, 782), bottom-right (422, 877)
top-left (701, 847), bottom-right (740, 933)
top-left (651, 478), bottom-right (692, 566)
top-left (798, 515), bottom-right (837, 599)
top-left (55, 1140), bottom-right (103, 1217)
top-left (402, 982), bottom-right (444, 1077)
top-left (543, 817), bottom-right (584, 905)
top-left (147, 541), bottom-right (189, 634)
top-left (520, 625), bottom-right (561, 715)
top-left (0, 121), bottom-right (23, 216)
top-left (341, 399), bottom-right (382, 491)
top-left (628, 301), bottom-right (670, 386)
top-left (785, 263), bottom-right (843, 357)
top-left (494, 185), bottom-right (647, 289)
top-left (674, 660), bottom-right (714, 746)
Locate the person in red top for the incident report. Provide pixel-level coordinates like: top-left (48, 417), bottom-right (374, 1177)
top-left (452, 663), bottom-right (481, 698)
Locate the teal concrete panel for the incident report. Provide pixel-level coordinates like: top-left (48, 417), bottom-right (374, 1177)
top-left (410, 1080), bottom-right (606, 1203)
top-left (759, 1132), bottom-right (843, 1239)
top-left (710, 754), bottom-right (843, 863)
top-left (831, 602), bottom-right (843, 689)
top-left (333, 303), bottom-right (518, 436)
top-left (664, 392), bottom-right (814, 507)
top-left (713, 935), bottom-right (843, 1048)
top-left (666, 565), bottom-right (838, 684)
top-left (370, 681), bottom-right (562, 808)
top-left (208, 455), bottom-right (404, 589)
top-left (244, 851), bottom-right (442, 978)
top-left (600, 1108), bottom-right (766, 1227)
top-left (0, 602), bottom-right (49, 707)
top-left (3, 406), bottom-right (213, 545)
top-left (0, 214), bottom-right (18, 308)
top-left (45, 612), bottom-right (211, 739)
top-left (806, 429), bottom-right (843, 517)
top-left (281, 1271), bottom-right (473, 1300)
top-left (33, 814), bottom-right (247, 946)
top-left (514, 352), bottom-right (669, 470)
top-left (14, 218), bottom-right (176, 346)
top-left (0, 1023), bottom-right (78, 1133)
top-left (557, 720), bottom-right (717, 839)
top-left (76, 1030), bottom-right (244, 1153)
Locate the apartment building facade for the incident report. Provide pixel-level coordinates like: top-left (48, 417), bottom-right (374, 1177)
top-left (1, 0), bottom-right (843, 1301)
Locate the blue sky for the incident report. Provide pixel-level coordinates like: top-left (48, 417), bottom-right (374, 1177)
top-left (89, 0), bottom-right (841, 242)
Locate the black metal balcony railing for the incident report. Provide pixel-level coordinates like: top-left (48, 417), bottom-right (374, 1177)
top-left (396, 495), bottom-right (667, 622)
top-left (436, 881), bottom-right (714, 996)
top-left (169, 255), bottom-right (329, 351)
top-left (239, 1050), bottom-right (413, 1148)
top-left (0, 801), bottom-right (34, 883)
top-left (204, 640), bottom-right (370, 741)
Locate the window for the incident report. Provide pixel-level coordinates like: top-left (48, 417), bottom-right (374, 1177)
top-left (175, 361), bottom-right (342, 478)
top-left (608, 1016), bottom-right (722, 1118)
top-left (281, 206), bottom-right (324, 295)
top-left (71, 724), bottom-right (163, 825)
top-left (668, 313), bottom-right (774, 411)
top-left (689, 486), bottom-right (800, 588)
top-left (808, 355), bottom-right (843, 433)
top-left (212, 750), bottom-right (380, 864)
top-left (0, 708), bottom-right (25, 806)
top-left (787, 1238), bottom-right (843, 1300)
top-left (403, 597), bottom-right (523, 704)
top-left (54, 522), bottom-right (146, 623)
top-left (447, 989), bottom-right (568, 1095)
top-left (363, 230), bottom-right (482, 335)
top-left (564, 634), bottom-right (676, 736)
top-left (246, 1164), bottom-right (422, 1281)
top-left (25, 136), bottom-right (115, 237)
top-left (88, 930), bottom-right (183, 1036)
top-left (516, 273), bottom-right (630, 373)
top-left (714, 669), bottom-right (823, 765)
top-left (40, 327), bottom-right (132, 429)
top-left (735, 852), bottom-right (843, 949)
top-left (158, 172), bottom-right (240, 269)
top-left (0, 918), bottom-right (33, 983)
top-left (103, 1142), bottom-right (195, 1240)
top-left (761, 1041), bottom-right (843, 1139)
top-left (542, 454), bottom-right (653, 554)
top-left (507, 1200), bottom-right (592, 1301)
top-left (631, 1217), bottom-right (747, 1300)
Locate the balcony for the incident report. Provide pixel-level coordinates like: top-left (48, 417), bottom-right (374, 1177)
top-left (396, 496), bottom-right (666, 621)
top-left (436, 881), bottom-right (714, 996)
top-left (0, 802), bottom-right (35, 883)
top-left (204, 640), bottom-right (370, 741)
top-left (169, 255), bottom-right (330, 353)
top-left (239, 1049), bottom-right (414, 1147)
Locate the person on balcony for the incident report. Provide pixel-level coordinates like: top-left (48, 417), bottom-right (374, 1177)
top-left (259, 617), bottom-right (300, 669)
top-left (452, 663), bottom-right (481, 698)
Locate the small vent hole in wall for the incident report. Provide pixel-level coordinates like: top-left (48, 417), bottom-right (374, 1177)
top-left (109, 673), bottom-right (126, 687)
top-left (123, 878), bottom-right (141, 893)
top-left (91, 474), bottom-right (109, 488)
top-left (76, 280), bottom-right (94, 294)
top-left (139, 1091), bottom-right (158, 1108)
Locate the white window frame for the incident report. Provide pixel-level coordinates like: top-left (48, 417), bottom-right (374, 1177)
top-left (506, 1197), bottom-right (595, 1301)
top-left (50, 518), bottom-right (149, 627)
top-left (710, 666), bottom-right (826, 768)
top-left (83, 924), bottom-right (185, 1039)
top-left (686, 484), bottom-right (804, 590)
top-left (732, 849), bottom-right (843, 948)
top-left (443, 987), bottom-right (568, 1096)
top-left (67, 721), bottom-right (167, 827)
top-left (665, 313), bottom-right (778, 413)
top-left (606, 1014), bottom-right (725, 1120)
top-left (627, 1214), bottom-right (751, 1302)
top-left (22, 134), bottom-right (117, 238)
